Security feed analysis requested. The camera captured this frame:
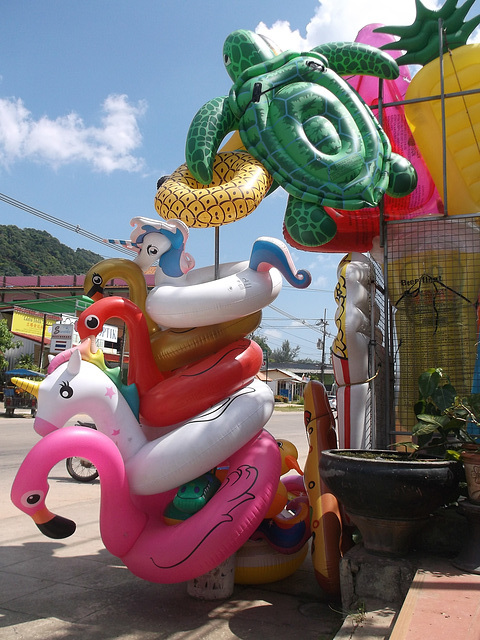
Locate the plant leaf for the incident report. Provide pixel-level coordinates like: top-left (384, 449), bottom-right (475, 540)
top-left (418, 368), bottom-right (442, 400)
top-left (415, 414), bottom-right (450, 427)
top-left (412, 421), bottom-right (440, 437)
top-left (431, 383), bottom-right (456, 412)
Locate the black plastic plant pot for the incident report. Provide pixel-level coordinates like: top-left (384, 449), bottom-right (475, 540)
top-left (319, 449), bottom-right (462, 556)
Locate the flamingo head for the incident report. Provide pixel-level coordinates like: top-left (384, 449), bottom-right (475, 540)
top-left (84, 258), bottom-right (145, 300)
top-left (76, 296), bottom-right (146, 343)
top-left (11, 451), bottom-right (76, 539)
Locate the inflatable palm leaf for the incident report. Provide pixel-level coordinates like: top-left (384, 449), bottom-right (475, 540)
top-left (374, 0), bottom-right (480, 66)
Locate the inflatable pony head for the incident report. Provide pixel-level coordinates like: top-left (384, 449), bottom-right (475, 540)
top-left (130, 216), bottom-right (194, 276)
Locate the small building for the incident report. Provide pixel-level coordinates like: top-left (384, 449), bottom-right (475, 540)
top-left (257, 367), bottom-right (305, 401)
top-left (258, 361), bottom-right (335, 401)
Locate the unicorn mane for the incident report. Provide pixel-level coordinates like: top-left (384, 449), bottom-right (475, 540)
top-left (130, 216), bottom-right (194, 277)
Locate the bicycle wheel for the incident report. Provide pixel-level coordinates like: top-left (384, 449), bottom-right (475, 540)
top-left (65, 457), bottom-right (99, 482)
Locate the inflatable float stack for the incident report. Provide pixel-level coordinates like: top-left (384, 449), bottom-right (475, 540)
top-left (12, 212), bottom-right (315, 585)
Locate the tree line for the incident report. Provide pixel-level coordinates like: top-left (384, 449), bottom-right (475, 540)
top-left (0, 225), bottom-right (104, 276)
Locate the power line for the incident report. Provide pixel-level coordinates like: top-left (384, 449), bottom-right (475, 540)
top-left (268, 303), bottom-right (328, 334)
top-left (0, 192), bottom-right (132, 256)
top-left (283, 284), bottom-right (333, 293)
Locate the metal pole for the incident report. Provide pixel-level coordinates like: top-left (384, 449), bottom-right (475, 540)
top-left (369, 263), bottom-right (377, 449)
top-left (321, 308), bottom-right (327, 385)
top-left (38, 314), bottom-right (47, 370)
top-left (438, 18), bottom-right (448, 216)
top-left (377, 75), bottom-right (392, 446)
top-left (119, 322), bottom-right (126, 381)
top-left (214, 227), bottom-right (220, 280)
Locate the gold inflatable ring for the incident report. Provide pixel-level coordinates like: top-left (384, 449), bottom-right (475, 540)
top-left (154, 151), bottom-right (272, 227)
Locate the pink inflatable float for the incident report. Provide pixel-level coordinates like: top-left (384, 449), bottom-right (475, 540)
top-left (11, 426), bottom-right (281, 583)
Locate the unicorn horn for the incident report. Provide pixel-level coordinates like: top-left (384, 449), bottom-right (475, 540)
top-left (11, 377), bottom-right (41, 398)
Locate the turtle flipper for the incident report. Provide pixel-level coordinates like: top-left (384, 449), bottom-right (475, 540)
top-left (186, 96), bottom-right (238, 184)
top-left (284, 197), bottom-right (337, 248)
top-left (386, 152), bottom-right (418, 198)
top-left (311, 42), bottom-right (399, 79)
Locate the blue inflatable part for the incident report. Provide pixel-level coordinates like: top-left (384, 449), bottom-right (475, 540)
top-left (249, 238), bottom-right (311, 289)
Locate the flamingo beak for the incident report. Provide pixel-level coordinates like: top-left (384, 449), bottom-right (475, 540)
top-left (85, 282), bottom-right (104, 300)
top-left (284, 454), bottom-right (303, 476)
top-left (32, 507), bottom-right (76, 539)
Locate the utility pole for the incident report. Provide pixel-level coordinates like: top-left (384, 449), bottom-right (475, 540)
top-left (316, 309), bottom-right (328, 384)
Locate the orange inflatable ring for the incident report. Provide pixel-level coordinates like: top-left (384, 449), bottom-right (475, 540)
top-left (154, 151), bottom-right (273, 228)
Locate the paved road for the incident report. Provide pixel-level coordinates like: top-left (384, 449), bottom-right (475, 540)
top-left (0, 408), bottom-right (309, 519)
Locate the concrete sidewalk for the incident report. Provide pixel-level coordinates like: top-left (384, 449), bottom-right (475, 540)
top-left (0, 492), bottom-right (346, 640)
top-left (0, 412), bottom-right (346, 640)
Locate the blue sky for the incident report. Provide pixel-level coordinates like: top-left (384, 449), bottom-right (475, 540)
top-left (1, 0), bottom-right (479, 361)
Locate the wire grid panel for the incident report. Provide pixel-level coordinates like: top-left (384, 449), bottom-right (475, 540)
top-left (369, 256), bottom-right (390, 448)
top-left (385, 216), bottom-right (480, 434)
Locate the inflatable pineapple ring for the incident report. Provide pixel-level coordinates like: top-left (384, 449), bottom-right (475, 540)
top-left (154, 151), bottom-right (272, 228)
top-left (185, 30), bottom-right (418, 247)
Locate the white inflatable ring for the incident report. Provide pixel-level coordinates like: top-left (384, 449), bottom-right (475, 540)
top-left (146, 261), bottom-right (283, 328)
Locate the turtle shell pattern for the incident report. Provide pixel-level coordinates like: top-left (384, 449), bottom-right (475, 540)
top-left (186, 31), bottom-right (417, 246)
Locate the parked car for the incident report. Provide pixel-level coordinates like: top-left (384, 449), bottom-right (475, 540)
top-left (3, 369), bottom-right (45, 417)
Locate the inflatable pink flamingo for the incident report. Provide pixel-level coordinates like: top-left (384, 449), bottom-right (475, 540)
top-left (11, 426), bottom-right (281, 583)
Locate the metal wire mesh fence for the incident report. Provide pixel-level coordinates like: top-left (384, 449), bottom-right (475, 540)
top-left (382, 215), bottom-right (480, 444)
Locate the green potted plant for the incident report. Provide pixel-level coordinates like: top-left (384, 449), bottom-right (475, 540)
top-left (413, 367), bottom-right (480, 504)
top-left (319, 369), bottom-right (468, 557)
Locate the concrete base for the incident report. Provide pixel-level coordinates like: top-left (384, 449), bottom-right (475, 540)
top-left (339, 544), bottom-right (417, 613)
top-left (187, 554), bottom-right (236, 600)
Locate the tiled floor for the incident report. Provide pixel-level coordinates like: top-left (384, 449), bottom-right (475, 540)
top-left (389, 558), bottom-right (480, 640)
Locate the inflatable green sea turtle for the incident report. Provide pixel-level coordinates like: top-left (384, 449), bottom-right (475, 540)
top-left (186, 30), bottom-right (417, 247)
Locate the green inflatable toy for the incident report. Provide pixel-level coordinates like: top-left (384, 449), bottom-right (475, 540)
top-left (186, 30), bottom-right (417, 247)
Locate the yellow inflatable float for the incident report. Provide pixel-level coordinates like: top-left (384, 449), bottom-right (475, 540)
top-left (154, 151), bottom-right (273, 227)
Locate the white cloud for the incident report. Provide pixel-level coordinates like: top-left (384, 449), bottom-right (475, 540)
top-left (255, 0), bottom-right (480, 51)
top-left (0, 94), bottom-right (146, 172)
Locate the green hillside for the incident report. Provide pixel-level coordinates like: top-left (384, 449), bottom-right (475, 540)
top-left (0, 225), bottom-right (104, 276)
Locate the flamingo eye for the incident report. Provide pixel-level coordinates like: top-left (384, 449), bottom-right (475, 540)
top-left (84, 314), bottom-right (100, 331)
top-left (91, 273), bottom-right (103, 286)
top-left (146, 244), bottom-right (159, 257)
top-left (59, 381), bottom-right (74, 399)
top-left (21, 491), bottom-right (45, 509)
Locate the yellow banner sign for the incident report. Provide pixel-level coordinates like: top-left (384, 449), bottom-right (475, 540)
top-left (12, 308), bottom-right (60, 339)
